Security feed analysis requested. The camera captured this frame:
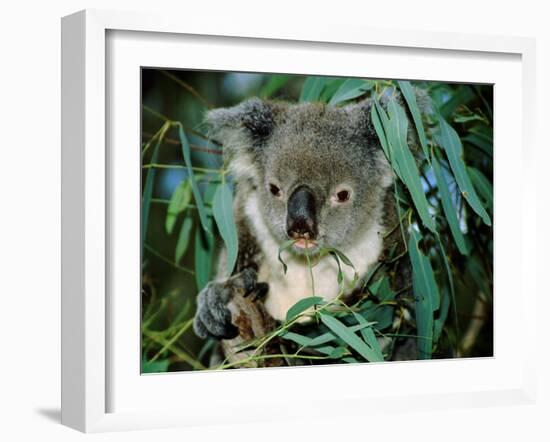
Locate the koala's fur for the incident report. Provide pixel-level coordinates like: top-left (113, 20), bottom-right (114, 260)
top-left (193, 94), bottom-right (417, 360)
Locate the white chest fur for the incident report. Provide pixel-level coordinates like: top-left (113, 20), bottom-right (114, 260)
top-left (244, 194), bottom-right (384, 322)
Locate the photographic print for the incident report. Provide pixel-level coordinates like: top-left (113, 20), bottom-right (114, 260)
top-left (141, 70), bottom-right (493, 373)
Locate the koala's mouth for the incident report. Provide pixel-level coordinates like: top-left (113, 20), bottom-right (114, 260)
top-left (289, 238), bottom-right (323, 257)
top-left (293, 239), bottom-right (317, 250)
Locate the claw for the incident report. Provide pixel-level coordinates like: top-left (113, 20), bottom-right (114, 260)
top-left (193, 268), bottom-right (263, 341)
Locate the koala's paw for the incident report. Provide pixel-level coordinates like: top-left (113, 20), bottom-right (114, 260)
top-left (193, 268), bottom-right (260, 340)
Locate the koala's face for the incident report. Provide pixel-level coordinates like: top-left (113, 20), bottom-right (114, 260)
top-left (207, 98), bottom-right (392, 256)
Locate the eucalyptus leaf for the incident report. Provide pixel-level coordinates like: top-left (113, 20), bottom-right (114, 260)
top-left (434, 286), bottom-right (451, 343)
top-left (177, 124), bottom-right (211, 233)
top-left (308, 321), bottom-right (376, 347)
top-left (328, 79), bottom-right (373, 105)
top-left (386, 99), bottom-right (436, 232)
top-left (260, 75), bottom-right (291, 97)
top-left (280, 331), bottom-right (313, 347)
top-left (468, 167), bottom-right (493, 210)
top-left (212, 182), bottom-right (239, 275)
top-left (320, 79), bottom-right (345, 102)
top-left (324, 247), bottom-right (357, 284)
top-left (320, 314), bottom-right (383, 362)
top-left (408, 229), bottom-right (439, 359)
top-left (165, 179), bottom-right (192, 234)
top-left (142, 123), bottom-right (168, 255)
top-left (285, 296), bottom-right (325, 322)
top-left (397, 80), bottom-right (430, 159)
top-left (194, 217), bottom-right (214, 291)
top-left (300, 76), bottom-right (330, 102)
top-left (463, 131), bottom-right (493, 157)
top-left (353, 312), bottom-right (384, 361)
top-left (175, 214), bottom-right (193, 263)
top-left (277, 239), bottom-right (296, 274)
top-left (371, 102), bottom-right (390, 160)
top-left (432, 156), bottom-right (469, 255)
top-left (437, 117), bottom-right (491, 226)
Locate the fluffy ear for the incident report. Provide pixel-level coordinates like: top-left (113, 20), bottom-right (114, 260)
top-left (344, 98), bottom-right (377, 142)
top-left (206, 98), bottom-right (282, 149)
top-left (206, 98), bottom-right (284, 182)
top-left (344, 99), bottom-right (394, 188)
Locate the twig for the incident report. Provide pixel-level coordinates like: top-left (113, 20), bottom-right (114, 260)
top-left (143, 244), bottom-right (194, 275)
top-left (142, 132), bottom-right (223, 155)
top-left (143, 329), bottom-right (205, 370)
top-left (148, 318), bottom-right (194, 363)
top-left (142, 163), bottom-right (220, 174)
top-left (142, 105), bottom-right (217, 144)
top-left (159, 70), bottom-right (214, 109)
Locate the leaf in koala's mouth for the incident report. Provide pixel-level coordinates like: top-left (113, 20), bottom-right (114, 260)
top-left (277, 239), bottom-right (296, 274)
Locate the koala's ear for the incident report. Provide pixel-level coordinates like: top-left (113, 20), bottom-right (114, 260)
top-left (206, 98), bottom-right (283, 150)
top-left (345, 98), bottom-right (394, 188)
top-left (344, 98), bottom-right (377, 140)
top-left (205, 98), bottom-right (285, 182)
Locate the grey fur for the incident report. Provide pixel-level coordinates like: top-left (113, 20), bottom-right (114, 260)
top-left (193, 94), bottom-right (415, 342)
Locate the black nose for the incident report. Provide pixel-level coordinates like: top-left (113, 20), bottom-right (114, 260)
top-left (286, 185), bottom-right (317, 239)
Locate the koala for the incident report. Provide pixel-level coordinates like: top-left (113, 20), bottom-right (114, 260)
top-left (193, 95), bottom-right (412, 358)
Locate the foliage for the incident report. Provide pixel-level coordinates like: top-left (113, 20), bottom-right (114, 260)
top-left (141, 70), bottom-right (493, 372)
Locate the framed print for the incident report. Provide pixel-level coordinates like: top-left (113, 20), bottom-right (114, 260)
top-left (61, 9), bottom-right (537, 433)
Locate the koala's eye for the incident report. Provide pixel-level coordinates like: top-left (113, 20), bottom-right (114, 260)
top-left (330, 189), bottom-right (351, 204)
top-left (269, 183), bottom-right (282, 197)
top-left (336, 190), bottom-right (350, 202)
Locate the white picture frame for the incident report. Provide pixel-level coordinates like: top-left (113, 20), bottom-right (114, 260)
top-left (61, 9), bottom-right (537, 433)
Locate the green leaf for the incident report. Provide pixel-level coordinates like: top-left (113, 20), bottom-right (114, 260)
top-left (408, 229), bottom-right (439, 359)
top-left (437, 117), bottom-right (491, 226)
top-left (431, 156), bottom-right (469, 255)
top-left (277, 239), bottom-right (296, 274)
top-left (280, 331), bottom-right (313, 347)
top-left (177, 124), bottom-right (211, 233)
top-left (320, 79), bottom-right (345, 102)
top-left (300, 76), bottom-right (330, 102)
top-left (323, 247), bottom-right (357, 285)
top-left (433, 286), bottom-right (451, 343)
top-left (386, 99), bottom-right (436, 232)
top-left (175, 214), bottom-right (193, 263)
top-left (285, 296), bottom-right (325, 322)
top-left (371, 102), bottom-right (390, 159)
top-left (328, 79), bottom-right (373, 105)
top-left (212, 182), bottom-right (239, 275)
top-left (454, 114), bottom-right (486, 123)
top-left (165, 179), bottom-right (192, 234)
top-left (260, 75), bottom-right (291, 98)
top-left (280, 322), bottom-right (376, 348)
top-left (142, 123), bottom-right (168, 255)
top-left (463, 131), bottom-right (492, 157)
top-left (434, 234), bottom-right (458, 343)
top-left (439, 85), bottom-right (475, 119)
top-left (324, 247), bottom-right (355, 268)
top-left (468, 167), bottom-right (493, 210)
top-left (397, 80), bottom-right (430, 159)
top-left (320, 314), bottom-right (383, 362)
top-left (370, 277), bottom-right (394, 302)
top-left (194, 217), bottom-right (214, 291)
top-left (325, 346), bottom-right (348, 358)
top-left (141, 358), bottom-right (170, 374)
top-left (353, 312), bottom-right (384, 361)
top-left (310, 322), bottom-right (375, 346)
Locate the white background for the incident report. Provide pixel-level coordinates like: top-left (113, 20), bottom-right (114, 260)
top-left (0, 0), bottom-right (547, 441)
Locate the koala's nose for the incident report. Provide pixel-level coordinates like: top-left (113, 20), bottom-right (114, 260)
top-left (286, 185), bottom-right (318, 239)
